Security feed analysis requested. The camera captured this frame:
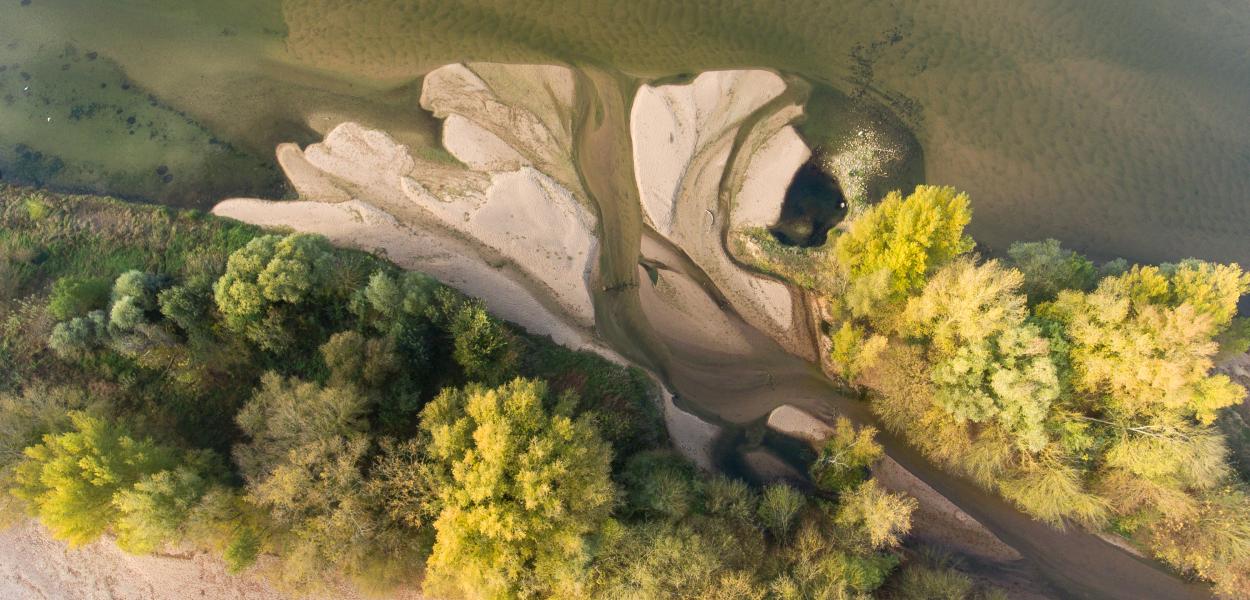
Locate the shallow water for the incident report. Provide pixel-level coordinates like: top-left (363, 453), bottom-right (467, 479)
top-left (4, 0), bottom-right (1247, 265)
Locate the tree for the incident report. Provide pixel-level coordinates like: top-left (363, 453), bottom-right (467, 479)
top-left (620, 450), bottom-right (698, 520)
top-left (590, 520), bottom-right (764, 600)
top-left (320, 331), bottom-right (400, 389)
top-left (770, 516), bottom-right (900, 598)
top-left (450, 300), bottom-right (518, 383)
top-left (1045, 262), bottom-right (1249, 424)
top-left (905, 259), bottom-right (1059, 452)
top-left (834, 186), bottom-right (974, 324)
top-left (233, 375), bottom-right (423, 590)
top-left (826, 321), bottom-right (887, 382)
top-left (213, 234), bottom-right (331, 349)
top-left (1148, 486), bottom-right (1250, 597)
top-left (233, 373), bottom-right (368, 486)
top-left (1006, 239), bottom-right (1097, 304)
top-left (757, 483), bottom-right (805, 540)
top-left (112, 270), bottom-right (163, 311)
top-left (113, 458), bottom-right (216, 553)
top-left (250, 434), bottom-right (424, 591)
top-left (703, 475), bottom-right (757, 524)
top-left (420, 378), bottom-right (614, 599)
top-left (997, 451), bottom-right (1107, 528)
top-left (810, 417), bottom-right (883, 493)
top-left (158, 282), bottom-right (213, 334)
top-left (12, 412), bottom-right (178, 546)
top-left (834, 480), bottom-right (916, 549)
top-left (0, 385), bottom-right (91, 523)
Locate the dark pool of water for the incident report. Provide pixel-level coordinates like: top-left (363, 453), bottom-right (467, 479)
top-left (769, 160), bottom-right (847, 247)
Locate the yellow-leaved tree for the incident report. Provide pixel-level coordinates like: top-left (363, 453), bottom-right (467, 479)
top-left (421, 378), bottom-right (614, 599)
top-left (834, 185), bottom-right (974, 329)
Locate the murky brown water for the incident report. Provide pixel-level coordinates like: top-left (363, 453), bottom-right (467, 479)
top-left (4, 0), bottom-right (1248, 264)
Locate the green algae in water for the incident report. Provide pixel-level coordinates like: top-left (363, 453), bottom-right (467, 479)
top-left (0, 6), bottom-right (290, 206)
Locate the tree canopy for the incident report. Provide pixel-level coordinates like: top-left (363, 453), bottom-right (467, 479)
top-left (420, 378), bottom-right (614, 599)
top-left (835, 185), bottom-right (974, 324)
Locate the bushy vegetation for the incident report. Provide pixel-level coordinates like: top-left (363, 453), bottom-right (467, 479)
top-left (798, 184), bottom-right (1250, 597)
top-left (0, 185), bottom-right (946, 598)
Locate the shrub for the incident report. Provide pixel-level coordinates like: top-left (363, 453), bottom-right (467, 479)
top-left (47, 310), bottom-right (107, 359)
top-left (835, 480), bottom-right (916, 549)
top-left (757, 484), bottom-right (805, 540)
top-left (47, 277), bottom-right (111, 320)
top-left (1006, 239), bottom-right (1097, 304)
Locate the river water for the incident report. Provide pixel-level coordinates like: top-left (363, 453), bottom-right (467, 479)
top-left (5, 0), bottom-right (1249, 265)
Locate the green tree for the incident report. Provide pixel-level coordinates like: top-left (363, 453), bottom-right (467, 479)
top-left (158, 282), bottom-right (214, 334)
top-left (835, 185), bottom-right (974, 324)
top-left (757, 483), bottom-right (805, 540)
top-left (905, 259), bottom-right (1059, 451)
top-left (1006, 239), bottom-right (1097, 304)
top-left (810, 417), bottom-right (883, 493)
top-left (213, 234), bottom-right (331, 349)
top-left (113, 458), bottom-right (217, 553)
top-left (620, 450), bottom-right (698, 521)
top-left (420, 378), bottom-right (614, 599)
top-left (450, 300), bottom-right (518, 384)
top-left (12, 412), bottom-right (178, 546)
top-left (112, 270), bottom-right (163, 311)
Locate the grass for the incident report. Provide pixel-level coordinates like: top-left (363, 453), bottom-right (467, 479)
top-left (730, 226), bottom-right (831, 292)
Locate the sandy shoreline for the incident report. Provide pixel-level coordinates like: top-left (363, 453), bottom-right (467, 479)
top-left (0, 520), bottom-right (427, 600)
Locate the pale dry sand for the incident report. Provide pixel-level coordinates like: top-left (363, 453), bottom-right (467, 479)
top-left (729, 124), bottom-right (810, 230)
top-left (630, 70), bottom-right (803, 354)
top-left (765, 404), bottom-right (834, 443)
top-left (657, 384), bottom-right (721, 472)
top-left (440, 113), bottom-right (528, 172)
top-left (765, 405), bottom-right (1021, 563)
top-left (420, 63), bottom-right (585, 201)
top-left (0, 520), bottom-right (425, 600)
